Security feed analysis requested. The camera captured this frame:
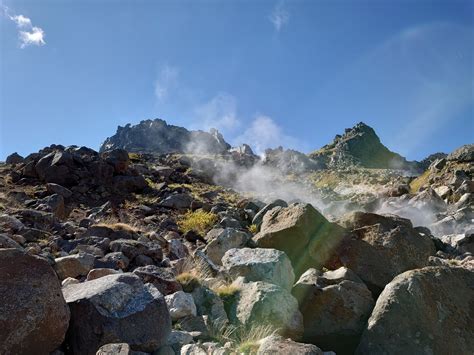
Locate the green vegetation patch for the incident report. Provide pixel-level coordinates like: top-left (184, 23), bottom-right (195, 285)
top-left (177, 209), bottom-right (218, 235)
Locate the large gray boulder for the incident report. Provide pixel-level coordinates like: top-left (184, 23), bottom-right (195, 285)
top-left (356, 267), bottom-right (474, 354)
top-left (229, 280), bottom-right (303, 339)
top-left (0, 248), bottom-right (70, 355)
top-left (35, 151), bottom-right (78, 186)
top-left (292, 267), bottom-right (374, 354)
top-left (222, 248), bottom-right (295, 291)
top-left (63, 273), bottom-right (171, 354)
top-left (204, 228), bottom-right (250, 265)
top-left (254, 203), bottom-right (345, 276)
top-left (252, 199), bottom-right (288, 229)
top-left (254, 203), bottom-right (318, 259)
top-left (333, 212), bottom-right (435, 293)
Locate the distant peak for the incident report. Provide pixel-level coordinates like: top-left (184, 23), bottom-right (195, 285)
top-left (309, 121), bottom-right (419, 170)
top-left (100, 118), bottom-right (230, 154)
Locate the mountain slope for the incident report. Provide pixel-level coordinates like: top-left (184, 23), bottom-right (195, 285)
top-left (309, 122), bottom-right (419, 170)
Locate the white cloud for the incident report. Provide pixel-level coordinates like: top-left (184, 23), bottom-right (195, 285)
top-left (269, 1), bottom-right (289, 32)
top-left (193, 93), bottom-right (240, 133)
top-left (19, 27), bottom-right (45, 48)
top-left (235, 115), bottom-right (298, 156)
top-left (2, 6), bottom-right (46, 48)
top-left (11, 14), bottom-right (32, 28)
top-left (154, 65), bottom-right (180, 102)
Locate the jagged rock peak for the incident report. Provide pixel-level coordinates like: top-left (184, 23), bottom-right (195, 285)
top-left (309, 121), bottom-right (420, 170)
top-left (264, 146), bottom-right (324, 174)
top-left (100, 118), bottom-right (230, 155)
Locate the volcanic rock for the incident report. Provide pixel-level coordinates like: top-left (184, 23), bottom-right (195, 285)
top-left (292, 267), bottom-right (374, 354)
top-left (333, 212), bottom-right (435, 293)
top-left (0, 248), bottom-right (70, 355)
top-left (309, 122), bottom-right (419, 170)
top-left (222, 247), bottom-right (295, 291)
top-left (63, 273), bottom-right (171, 354)
top-left (100, 119), bottom-right (230, 155)
top-left (356, 267), bottom-right (474, 354)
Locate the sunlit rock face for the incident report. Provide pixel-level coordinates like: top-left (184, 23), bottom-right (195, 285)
top-left (309, 122), bottom-right (420, 170)
top-left (356, 267), bottom-right (474, 355)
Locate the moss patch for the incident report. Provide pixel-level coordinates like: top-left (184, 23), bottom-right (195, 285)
top-left (409, 169), bottom-right (431, 193)
top-left (177, 209), bottom-right (218, 235)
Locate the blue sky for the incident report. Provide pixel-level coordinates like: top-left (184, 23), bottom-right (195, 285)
top-left (1, 0), bottom-right (473, 160)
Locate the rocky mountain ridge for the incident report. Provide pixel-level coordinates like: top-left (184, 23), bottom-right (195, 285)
top-left (100, 119), bottom-right (231, 155)
top-left (99, 119), bottom-right (422, 172)
top-left (309, 122), bottom-right (419, 170)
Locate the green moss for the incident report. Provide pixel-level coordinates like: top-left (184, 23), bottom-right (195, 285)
top-left (177, 210), bottom-right (218, 235)
top-left (409, 169), bottom-right (431, 193)
top-left (128, 152), bottom-right (141, 161)
top-left (248, 224), bottom-right (258, 234)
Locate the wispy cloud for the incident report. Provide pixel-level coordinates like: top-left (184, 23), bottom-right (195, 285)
top-left (2, 5), bottom-right (46, 48)
top-left (154, 65), bottom-right (180, 102)
top-left (193, 93), bottom-right (240, 134)
top-left (10, 14), bottom-right (32, 28)
top-left (235, 115), bottom-right (299, 155)
top-left (18, 27), bottom-right (45, 48)
top-left (269, 1), bottom-right (289, 32)
top-left (151, 65), bottom-right (302, 155)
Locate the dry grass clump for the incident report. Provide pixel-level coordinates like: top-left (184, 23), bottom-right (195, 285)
top-left (176, 272), bottom-right (201, 292)
top-left (128, 152), bottom-right (141, 161)
top-left (214, 284), bottom-right (240, 299)
top-left (175, 256), bottom-right (218, 291)
top-left (234, 323), bottom-right (278, 354)
top-left (207, 321), bottom-right (278, 354)
top-left (177, 209), bottom-right (218, 235)
top-left (93, 220), bottom-right (139, 233)
top-left (214, 283), bottom-right (241, 315)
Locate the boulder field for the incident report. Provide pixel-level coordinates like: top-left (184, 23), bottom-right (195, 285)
top-left (0, 125), bottom-right (472, 354)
